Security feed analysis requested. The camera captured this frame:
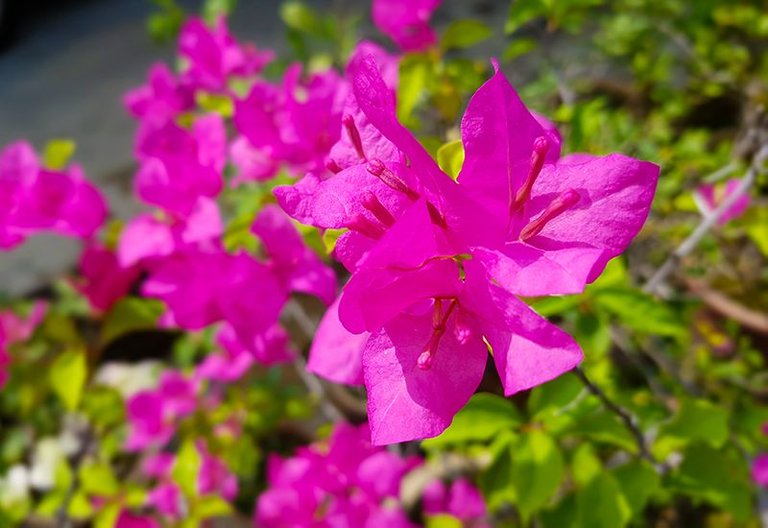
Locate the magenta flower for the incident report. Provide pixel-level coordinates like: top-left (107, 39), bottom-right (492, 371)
top-left (752, 454), bottom-right (768, 487)
top-left (179, 17), bottom-right (273, 93)
top-left (694, 178), bottom-right (750, 225)
top-left (0, 141), bottom-right (107, 249)
top-left (125, 370), bottom-right (198, 451)
top-left (77, 245), bottom-right (141, 312)
top-left (255, 423), bottom-right (419, 527)
top-left (0, 301), bottom-right (47, 387)
top-left (114, 511), bottom-right (159, 528)
top-left (124, 63), bottom-right (195, 124)
top-left (284, 55), bottom-right (658, 444)
top-left (424, 478), bottom-right (489, 527)
top-left (372, 0), bottom-right (441, 52)
top-left (134, 115), bottom-right (226, 216)
top-left (117, 197), bottom-right (223, 267)
top-left (234, 65), bottom-right (347, 178)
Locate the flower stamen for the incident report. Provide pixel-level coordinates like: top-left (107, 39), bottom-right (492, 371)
top-left (342, 115), bottom-right (366, 161)
top-left (417, 299), bottom-right (458, 370)
top-left (519, 188), bottom-right (580, 241)
top-left (361, 191), bottom-right (396, 227)
top-left (366, 159), bottom-right (420, 200)
top-left (509, 136), bottom-right (550, 214)
top-left (347, 212), bottom-right (386, 239)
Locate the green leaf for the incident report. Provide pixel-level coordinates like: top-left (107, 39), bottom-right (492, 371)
top-left (280, 1), bottom-right (332, 39)
top-left (43, 139), bottom-right (76, 170)
top-left (592, 287), bottom-right (685, 337)
top-left (576, 472), bottom-right (632, 528)
top-left (512, 430), bottom-right (565, 521)
top-left (653, 398), bottom-right (730, 458)
top-left (94, 503), bottom-right (121, 528)
top-left (397, 54), bottom-right (432, 127)
top-left (528, 373), bottom-right (583, 419)
top-left (67, 490), bottom-right (93, 520)
top-left (441, 19), bottom-right (493, 50)
top-left (668, 444), bottom-right (752, 521)
top-left (503, 37), bottom-right (538, 61)
top-left (100, 297), bottom-right (165, 345)
top-left (193, 494), bottom-right (233, 519)
top-left (479, 433), bottom-right (516, 511)
top-left (423, 393), bottom-right (522, 448)
top-left (80, 461), bottom-right (119, 497)
top-left (612, 460), bottom-right (660, 516)
top-left (195, 92), bottom-right (234, 117)
top-left (436, 140), bottom-right (465, 180)
top-left (49, 349), bottom-right (87, 411)
top-left (571, 443), bottom-right (602, 486)
top-left (426, 514), bottom-right (463, 528)
top-left (173, 440), bottom-right (202, 499)
top-left (570, 410), bottom-right (638, 452)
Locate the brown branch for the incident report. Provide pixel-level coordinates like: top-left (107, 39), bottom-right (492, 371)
top-left (686, 279), bottom-right (768, 334)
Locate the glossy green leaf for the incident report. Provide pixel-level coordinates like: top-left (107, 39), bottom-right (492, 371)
top-left (512, 430), bottom-right (565, 521)
top-left (100, 297), bottom-right (165, 345)
top-left (654, 398), bottom-right (730, 458)
top-left (49, 349), bottom-right (87, 411)
top-left (441, 20), bottom-right (493, 50)
top-left (43, 139), bottom-right (76, 170)
top-left (436, 140), bottom-right (465, 180)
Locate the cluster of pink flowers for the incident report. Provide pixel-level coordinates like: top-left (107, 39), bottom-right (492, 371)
top-left (256, 422), bottom-right (487, 527)
top-left (0, 142), bottom-right (106, 250)
top-left (277, 56), bottom-right (660, 444)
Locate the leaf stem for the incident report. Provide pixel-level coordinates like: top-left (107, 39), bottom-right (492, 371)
top-left (573, 367), bottom-right (659, 468)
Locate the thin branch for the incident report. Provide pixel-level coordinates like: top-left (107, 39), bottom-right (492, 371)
top-left (644, 145), bottom-right (768, 296)
top-left (574, 367), bottom-right (660, 469)
top-left (685, 279), bottom-right (768, 334)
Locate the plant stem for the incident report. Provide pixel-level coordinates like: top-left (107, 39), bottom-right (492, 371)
top-left (574, 367), bottom-right (659, 468)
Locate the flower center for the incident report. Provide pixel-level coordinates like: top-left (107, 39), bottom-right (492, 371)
top-left (417, 298), bottom-right (458, 370)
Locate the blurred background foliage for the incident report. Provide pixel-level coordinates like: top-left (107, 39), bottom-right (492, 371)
top-left (0, 0), bottom-right (767, 526)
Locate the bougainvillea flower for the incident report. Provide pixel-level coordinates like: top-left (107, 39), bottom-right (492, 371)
top-left (344, 202), bottom-right (581, 443)
top-left (0, 302), bottom-right (47, 389)
top-left (135, 115), bottom-right (226, 216)
top-left (179, 17), bottom-right (273, 93)
top-left (229, 135), bottom-right (279, 185)
top-left (124, 63), bottom-right (195, 124)
top-left (752, 454), bottom-right (768, 487)
top-left (234, 65), bottom-right (347, 178)
top-left (372, 0), bottom-right (441, 52)
top-left (307, 295), bottom-right (368, 386)
top-left (255, 423), bottom-right (419, 527)
top-left (423, 478), bottom-right (489, 527)
top-left (251, 204), bottom-right (336, 305)
top-left (77, 245), bottom-right (141, 312)
top-left (117, 197), bottom-right (223, 267)
top-left (694, 178), bottom-right (751, 225)
top-left (292, 56), bottom-right (657, 443)
top-left (114, 511), bottom-right (159, 528)
top-left (125, 370), bottom-right (198, 451)
top-left (0, 141), bottom-right (107, 249)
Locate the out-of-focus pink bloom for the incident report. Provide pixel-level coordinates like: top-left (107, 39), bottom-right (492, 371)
top-left (252, 205), bottom-right (336, 305)
top-left (135, 115), bottom-right (226, 216)
top-left (124, 63), bottom-right (195, 124)
top-left (424, 478), bottom-right (489, 527)
top-left (0, 302), bottom-right (47, 389)
top-left (115, 511), bottom-right (159, 528)
top-left (372, 0), bottom-right (441, 52)
top-left (752, 454), bottom-right (768, 487)
top-left (695, 179), bottom-right (751, 225)
top-left (234, 65), bottom-right (347, 179)
top-left (125, 370), bottom-right (198, 451)
top-left (0, 141), bottom-right (107, 249)
top-left (255, 423), bottom-right (419, 527)
top-left (77, 245), bottom-right (141, 312)
top-left (179, 17), bottom-right (273, 93)
top-left (229, 136), bottom-right (279, 185)
top-left (118, 198), bottom-right (223, 268)
top-left (143, 444), bottom-right (237, 520)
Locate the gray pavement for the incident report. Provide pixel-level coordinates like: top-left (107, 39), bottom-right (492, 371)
top-left (0, 0), bottom-right (509, 296)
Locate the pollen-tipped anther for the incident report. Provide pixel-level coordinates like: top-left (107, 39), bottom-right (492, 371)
top-left (361, 191), bottom-right (396, 227)
top-left (509, 136), bottom-right (550, 214)
top-left (342, 114), bottom-right (366, 161)
top-left (520, 188), bottom-right (580, 241)
top-left (366, 159), bottom-right (420, 200)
